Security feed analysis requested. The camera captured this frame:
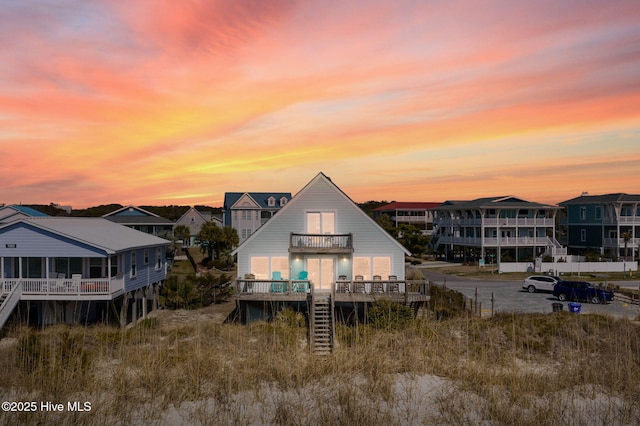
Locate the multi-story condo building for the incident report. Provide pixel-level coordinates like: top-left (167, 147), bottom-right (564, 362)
top-left (431, 196), bottom-right (564, 264)
top-left (559, 193), bottom-right (640, 259)
top-left (223, 192), bottom-right (292, 243)
top-left (372, 202), bottom-right (441, 232)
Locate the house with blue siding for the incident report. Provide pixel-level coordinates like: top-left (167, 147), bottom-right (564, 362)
top-left (0, 217), bottom-right (169, 329)
top-left (232, 173), bottom-right (426, 353)
top-left (103, 205), bottom-right (174, 237)
top-left (559, 193), bottom-right (640, 259)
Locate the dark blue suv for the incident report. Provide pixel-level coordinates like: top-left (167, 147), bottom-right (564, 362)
top-left (553, 281), bottom-right (614, 304)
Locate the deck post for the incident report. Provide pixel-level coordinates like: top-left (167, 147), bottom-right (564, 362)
top-left (120, 293), bottom-right (130, 328)
top-left (132, 290), bottom-right (138, 324)
top-left (142, 286), bottom-right (148, 319)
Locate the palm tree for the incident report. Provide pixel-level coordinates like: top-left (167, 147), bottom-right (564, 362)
top-left (622, 231), bottom-right (631, 260)
top-left (173, 225), bottom-right (191, 247)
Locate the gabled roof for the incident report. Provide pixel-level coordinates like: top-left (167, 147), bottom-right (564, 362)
top-left (103, 205), bottom-right (160, 217)
top-left (0, 217), bottom-right (169, 254)
top-left (7, 205), bottom-right (49, 217)
top-left (176, 207), bottom-right (209, 224)
top-left (223, 192), bottom-right (292, 209)
top-left (232, 172), bottom-right (411, 256)
top-left (559, 193), bottom-right (640, 206)
top-left (373, 202), bottom-right (442, 211)
top-left (435, 196), bottom-right (560, 210)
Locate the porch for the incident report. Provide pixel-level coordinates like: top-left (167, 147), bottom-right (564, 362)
top-left (234, 278), bottom-right (430, 303)
top-left (1, 276), bottom-right (124, 300)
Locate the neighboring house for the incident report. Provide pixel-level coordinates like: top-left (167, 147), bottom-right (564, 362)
top-left (559, 193), bottom-right (640, 259)
top-left (0, 217), bottom-right (169, 329)
top-left (372, 202), bottom-right (441, 232)
top-left (174, 207), bottom-right (223, 246)
top-left (231, 173), bottom-right (427, 354)
top-left (0, 205), bottom-right (48, 224)
top-left (223, 192), bottom-right (292, 243)
top-left (431, 196), bottom-right (564, 265)
top-left (103, 205), bottom-right (174, 237)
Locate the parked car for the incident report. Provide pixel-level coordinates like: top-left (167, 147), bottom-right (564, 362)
top-left (522, 275), bottom-right (562, 293)
top-left (553, 281), bottom-right (614, 304)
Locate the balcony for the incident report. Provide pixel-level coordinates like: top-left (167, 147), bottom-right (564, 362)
top-left (289, 233), bottom-right (354, 254)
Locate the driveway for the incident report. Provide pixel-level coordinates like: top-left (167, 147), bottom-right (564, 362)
top-left (420, 269), bottom-right (640, 319)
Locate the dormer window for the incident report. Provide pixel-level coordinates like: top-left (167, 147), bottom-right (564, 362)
top-left (280, 197), bottom-right (288, 206)
top-left (267, 197), bottom-right (275, 207)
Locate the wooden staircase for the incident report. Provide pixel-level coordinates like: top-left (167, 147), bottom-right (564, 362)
top-left (0, 282), bottom-right (22, 330)
top-left (309, 293), bottom-right (334, 355)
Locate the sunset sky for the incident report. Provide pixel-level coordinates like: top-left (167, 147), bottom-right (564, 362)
top-left (2, 0), bottom-right (639, 209)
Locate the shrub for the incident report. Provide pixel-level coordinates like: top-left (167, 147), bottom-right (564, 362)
top-left (367, 299), bottom-right (414, 330)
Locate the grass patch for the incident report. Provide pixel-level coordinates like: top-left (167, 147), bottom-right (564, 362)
top-left (1, 311), bottom-right (639, 424)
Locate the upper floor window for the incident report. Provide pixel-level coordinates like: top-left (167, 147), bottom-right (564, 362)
top-left (131, 252), bottom-right (137, 278)
top-left (580, 229), bottom-right (586, 242)
top-left (621, 205), bottom-right (633, 216)
top-left (579, 207), bottom-right (587, 220)
top-left (280, 197), bottom-right (288, 206)
top-left (144, 249), bottom-right (149, 265)
top-left (267, 197), bottom-right (275, 207)
top-left (156, 248), bottom-right (162, 270)
top-left (595, 206), bottom-right (602, 220)
top-left (307, 212), bottom-right (335, 234)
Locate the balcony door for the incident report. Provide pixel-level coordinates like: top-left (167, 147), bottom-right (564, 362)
top-left (306, 257), bottom-right (334, 292)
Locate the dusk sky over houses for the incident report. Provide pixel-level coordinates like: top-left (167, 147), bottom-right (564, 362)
top-left (1, 0), bottom-right (639, 208)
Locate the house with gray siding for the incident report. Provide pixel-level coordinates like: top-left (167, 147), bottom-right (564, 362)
top-left (223, 192), bottom-right (292, 243)
top-left (232, 173), bottom-right (427, 353)
top-left (174, 207), bottom-right (222, 246)
top-left (431, 196), bottom-right (564, 267)
top-left (0, 217), bottom-right (169, 329)
top-left (559, 193), bottom-right (640, 259)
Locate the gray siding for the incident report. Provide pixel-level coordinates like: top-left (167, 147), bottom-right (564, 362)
top-left (237, 175), bottom-right (407, 279)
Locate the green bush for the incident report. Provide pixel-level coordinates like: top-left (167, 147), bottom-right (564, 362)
top-left (367, 299), bottom-right (414, 330)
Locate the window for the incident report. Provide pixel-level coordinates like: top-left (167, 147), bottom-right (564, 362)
top-left (267, 197), bottom-right (275, 207)
top-left (271, 257), bottom-right (289, 279)
top-left (89, 258), bottom-right (103, 278)
top-left (144, 249), bottom-right (149, 265)
top-left (111, 255), bottom-right (119, 277)
top-left (307, 212), bottom-right (335, 234)
top-left (250, 257), bottom-right (269, 279)
top-left (580, 229), bottom-right (586, 242)
top-left (131, 252), bottom-right (137, 278)
top-left (373, 257), bottom-right (391, 278)
top-left (156, 248), bottom-right (162, 270)
top-left (241, 210), bottom-right (251, 220)
top-left (241, 229), bottom-right (251, 239)
top-left (280, 197), bottom-right (288, 206)
top-left (353, 257), bottom-right (371, 280)
top-left (579, 207), bottom-right (587, 220)
top-left (595, 206), bottom-right (602, 220)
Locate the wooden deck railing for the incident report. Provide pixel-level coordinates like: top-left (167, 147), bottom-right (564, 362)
top-left (289, 233), bottom-right (354, 252)
top-left (0, 277), bottom-right (122, 296)
top-left (235, 278), bottom-right (430, 296)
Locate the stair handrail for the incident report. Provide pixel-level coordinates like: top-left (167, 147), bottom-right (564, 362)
top-left (0, 281), bottom-right (23, 330)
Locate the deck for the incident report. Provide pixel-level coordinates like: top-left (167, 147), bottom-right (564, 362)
top-left (234, 279), bottom-right (431, 304)
top-left (0, 277), bottom-right (125, 300)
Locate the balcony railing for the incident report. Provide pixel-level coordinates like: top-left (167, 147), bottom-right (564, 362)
top-left (0, 277), bottom-right (124, 297)
top-left (289, 233), bottom-right (354, 253)
top-left (437, 236), bottom-right (555, 246)
top-left (435, 218), bottom-right (555, 227)
top-left (603, 237), bottom-right (639, 247)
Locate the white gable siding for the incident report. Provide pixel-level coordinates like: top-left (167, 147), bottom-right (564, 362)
top-left (236, 175), bottom-right (407, 279)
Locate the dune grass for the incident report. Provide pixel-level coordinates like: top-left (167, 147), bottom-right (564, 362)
top-left (0, 310), bottom-right (638, 425)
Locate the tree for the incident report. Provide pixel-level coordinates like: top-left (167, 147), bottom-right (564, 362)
top-left (197, 221), bottom-right (219, 260)
top-left (396, 224), bottom-right (430, 256)
top-left (622, 231), bottom-right (631, 260)
top-left (173, 225), bottom-right (191, 246)
top-left (196, 223), bottom-right (239, 261)
top-left (375, 214), bottom-right (397, 237)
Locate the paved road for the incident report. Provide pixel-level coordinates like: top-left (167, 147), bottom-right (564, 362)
top-left (420, 270), bottom-right (640, 319)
